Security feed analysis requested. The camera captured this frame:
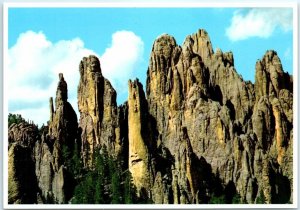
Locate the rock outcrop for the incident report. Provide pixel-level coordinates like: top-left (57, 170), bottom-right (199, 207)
top-left (252, 50), bottom-right (293, 203)
top-left (35, 73), bottom-right (79, 203)
top-left (78, 55), bottom-right (122, 167)
top-left (128, 79), bottom-right (154, 197)
top-left (8, 28), bottom-right (293, 205)
top-left (8, 123), bottom-right (39, 204)
top-left (8, 122), bottom-right (39, 149)
top-left (141, 29), bottom-right (293, 204)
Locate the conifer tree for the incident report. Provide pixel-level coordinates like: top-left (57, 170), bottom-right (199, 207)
top-left (94, 148), bottom-right (105, 203)
top-left (72, 144), bottom-right (142, 204)
top-left (71, 142), bottom-right (82, 177)
top-left (111, 170), bottom-right (122, 204)
top-left (124, 170), bottom-right (136, 204)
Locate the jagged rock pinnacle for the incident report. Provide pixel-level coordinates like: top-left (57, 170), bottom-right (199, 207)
top-left (8, 28), bottom-right (293, 205)
top-left (78, 55), bottom-right (122, 167)
top-left (145, 29), bottom-right (293, 204)
top-left (255, 50), bottom-right (292, 99)
top-left (55, 73), bottom-right (68, 108)
top-left (79, 55), bottom-right (102, 77)
top-left (128, 79), bottom-right (153, 196)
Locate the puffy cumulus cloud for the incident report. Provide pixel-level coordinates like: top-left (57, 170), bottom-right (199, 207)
top-left (8, 31), bottom-right (97, 125)
top-left (100, 30), bottom-right (144, 100)
top-left (8, 30), bottom-right (144, 126)
top-left (226, 8), bottom-right (292, 41)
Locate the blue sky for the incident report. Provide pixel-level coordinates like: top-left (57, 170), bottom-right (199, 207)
top-left (7, 7), bottom-right (293, 126)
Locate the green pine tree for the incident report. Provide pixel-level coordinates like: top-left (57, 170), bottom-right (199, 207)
top-left (94, 148), bottom-right (105, 204)
top-left (232, 193), bottom-right (241, 204)
top-left (72, 145), bottom-right (143, 204)
top-left (124, 170), bottom-right (136, 204)
top-left (209, 194), bottom-right (226, 204)
top-left (71, 142), bottom-right (83, 177)
top-left (61, 145), bottom-right (71, 165)
top-left (256, 190), bottom-right (265, 204)
top-left (111, 171), bottom-right (122, 204)
top-left (8, 113), bottom-right (25, 127)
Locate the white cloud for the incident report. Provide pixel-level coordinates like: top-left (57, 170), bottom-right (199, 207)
top-left (100, 31), bottom-right (144, 99)
top-left (11, 107), bottom-right (50, 127)
top-left (226, 8), bottom-right (292, 41)
top-left (8, 30), bottom-right (144, 126)
top-left (8, 31), bottom-right (97, 126)
top-left (284, 47), bottom-right (292, 60)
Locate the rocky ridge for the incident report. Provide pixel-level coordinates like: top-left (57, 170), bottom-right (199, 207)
top-left (78, 55), bottom-right (124, 167)
top-left (144, 29), bottom-right (292, 204)
top-left (8, 29), bottom-right (293, 204)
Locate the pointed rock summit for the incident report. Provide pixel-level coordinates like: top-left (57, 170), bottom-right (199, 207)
top-left (8, 28), bottom-right (293, 205)
top-left (49, 73), bottom-right (78, 148)
top-left (55, 73), bottom-right (68, 106)
top-left (255, 50), bottom-right (292, 100)
top-left (78, 55), bottom-right (122, 167)
top-left (36, 73), bottom-right (79, 204)
top-left (183, 29), bottom-right (214, 64)
top-left (143, 29), bottom-right (293, 204)
top-left (128, 79), bottom-right (154, 196)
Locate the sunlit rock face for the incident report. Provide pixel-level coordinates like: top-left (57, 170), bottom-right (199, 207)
top-left (77, 55), bottom-right (123, 167)
top-left (142, 29), bottom-right (293, 204)
top-left (128, 79), bottom-right (154, 197)
top-left (8, 29), bottom-right (293, 205)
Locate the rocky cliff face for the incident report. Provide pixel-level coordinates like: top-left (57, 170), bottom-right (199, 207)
top-left (8, 73), bottom-right (80, 204)
top-left (8, 28), bottom-right (293, 205)
top-left (128, 79), bottom-right (154, 197)
top-left (78, 55), bottom-right (123, 167)
top-left (252, 51), bottom-right (293, 203)
top-left (34, 73), bottom-right (79, 204)
top-left (141, 29), bottom-right (293, 204)
top-left (8, 122), bottom-right (39, 204)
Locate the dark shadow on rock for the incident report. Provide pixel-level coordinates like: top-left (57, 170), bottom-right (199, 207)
top-left (210, 85), bottom-right (223, 105)
top-left (9, 144), bottom-right (38, 204)
top-left (269, 163), bottom-right (291, 204)
top-left (118, 102), bottom-right (129, 170)
top-left (180, 127), bottom-right (225, 204)
top-left (155, 146), bottom-right (174, 177)
top-left (224, 180), bottom-right (236, 203)
top-left (233, 121), bottom-right (243, 136)
top-left (226, 100), bottom-right (236, 120)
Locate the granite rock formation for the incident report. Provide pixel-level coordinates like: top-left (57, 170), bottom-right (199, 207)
top-left (128, 79), bottom-right (154, 197)
top-left (8, 29), bottom-right (293, 205)
top-left (8, 122), bottom-right (39, 204)
top-left (8, 122), bottom-right (39, 149)
top-left (141, 29), bottom-right (293, 204)
top-left (34, 73), bottom-right (79, 203)
top-left (78, 55), bottom-right (123, 167)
